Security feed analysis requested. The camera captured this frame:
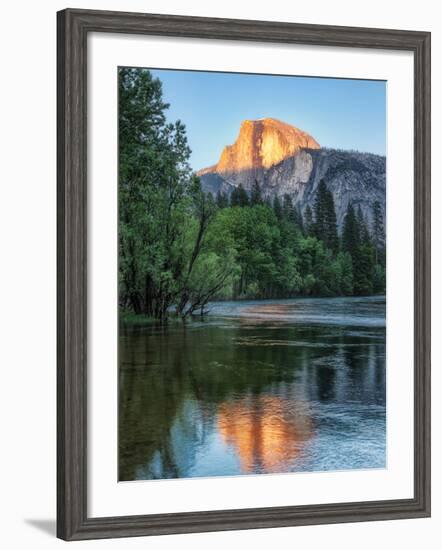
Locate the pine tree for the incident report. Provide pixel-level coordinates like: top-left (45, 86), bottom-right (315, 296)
top-left (343, 203), bottom-right (375, 296)
top-left (313, 180), bottom-right (329, 243)
top-left (230, 185), bottom-right (249, 207)
top-left (353, 241), bottom-right (374, 295)
top-left (295, 205), bottom-right (304, 234)
top-left (216, 190), bottom-right (229, 209)
top-left (339, 252), bottom-right (354, 295)
top-left (273, 195), bottom-right (283, 219)
top-left (342, 203), bottom-right (360, 257)
top-left (324, 189), bottom-right (339, 253)
top-left (313, 180), bottom-right (338, 253)
top-left (251, 180), bottom-right (263, 206)
top-left (282, 194), bottom-right (304, 232)
top-left (373, 263), bottom-right (386, 294)
top-left (282, 194), bottom-right (294, 221)
top-left (230, 187), bottom-right (240, 207)
top-left (304, 205), bottom-right (314, 236)
top-left (372, 200), bottom-right (385, 265)
top-left (357, 206), bottom-right (371, 244)
top-left (237, 184), bottom-right (250, 207)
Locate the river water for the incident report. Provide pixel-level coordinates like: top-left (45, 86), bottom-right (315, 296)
top-left (119, 296), bottom-right (386, 481)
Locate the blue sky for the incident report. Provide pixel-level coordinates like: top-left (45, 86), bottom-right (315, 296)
top-left (150, 68), bottom-right (386, 172)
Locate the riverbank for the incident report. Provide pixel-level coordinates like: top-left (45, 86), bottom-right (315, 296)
top-left (120, 295), bottom-right (386, 327)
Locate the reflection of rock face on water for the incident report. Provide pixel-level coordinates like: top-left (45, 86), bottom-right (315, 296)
top-left (119, 296), bottom-right (386, 481)
top-left (218, 395), bottom-right (313, 474)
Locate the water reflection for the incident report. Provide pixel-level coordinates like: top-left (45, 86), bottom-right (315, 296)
top-left (218, 395), bottom-right (313, 473)
top-left (119, 296), bottom-right (386, 481)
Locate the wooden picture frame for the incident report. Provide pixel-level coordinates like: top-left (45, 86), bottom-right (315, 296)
top-left (57, 8), bottom-right (431, 541)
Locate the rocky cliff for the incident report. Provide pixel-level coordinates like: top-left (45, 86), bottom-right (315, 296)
top-left (197, 118), bottom-right (385, 230)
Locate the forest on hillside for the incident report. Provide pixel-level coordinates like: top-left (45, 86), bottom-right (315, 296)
top-left (119, 68), bottom-right (386, 322)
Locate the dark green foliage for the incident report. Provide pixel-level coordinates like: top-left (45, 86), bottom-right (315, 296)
top-left (119, 68), bottom-right (236, 321)
top-left (342, 202), bottom-right (384, 296)
top-left (250, 180), bottom-right (263, 205)
top-left (337, 252), bottom-right (354, 295)
top-left (273, 195), bottom-right (283, 220)
top-left (342, 203), bottom-right (360, 257)
top-left (357, 206), bottom-right (371, 244)
top-left (282, 194), bottom-right (295, 221)
top-left (304, 205), bottom-right (314, 236)
top-left (373, 263), bottom-right (386, 294)
top-left (353, 241), bottom-right (375, 295)
top-left (313, 180), bottom-right (339, 253)
top-left (313, 180), bottom-right (329, 241)
top-left (372, 200), bottom-right (385, 265)
top-left (119, 67), bottom-right (192, 319)
top-left (230, 183), bottom-right (250, 207)
top-left (324, 189), bottom-right (339, 253)
top-left (216, 190), bottom-right (229, 209)
top-left (295, 205), bottom-right (304, 234)
top-left (282, 194), bottom-right (303, 233)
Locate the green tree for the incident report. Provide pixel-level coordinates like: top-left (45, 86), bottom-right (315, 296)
top-left (212, 204), bottom-right (301, 299)
top-left (339, 252), bottom-right (354, 295)
top-left (119, 68), bottom-right (231, 321)
top-left (294, 205), bottom-right (304, 234)
top-left (372, 200), bottom-right (385, 265)
top-left (324, 188), bottom-right (339, 253)
top-left (251, 180), bottom-right (263, 206)
top-left (313, 180), bottom-right (329, 243)
top-left (273, 195), bottom-right (283, 220)
top-left (357, 206), bottom-right (371, 244)
top-left (373, 263), bottom-right (386, 294)
top-left (353, 241), bottom-right (374, 295)
top-left (304, 205), bottom-right (314, 236)
top-left (282, 194), bottom-right (295, 221)
top-left (119, 68), bottom-right (193, 319)
top-left (342, 203), bottom-right (360, 258)
top-left (298, 237), bottom-right (334, 296)
top-left (216, 190), bottom-right (229, 209)
top-left (313, 180), bottom-right (339, 253)
top-left (176, 195), bottom-right (239, 317)
top-left (230, 183), bottom-right (249, 207)
top-left (330, 252), bottom-right (354, 295)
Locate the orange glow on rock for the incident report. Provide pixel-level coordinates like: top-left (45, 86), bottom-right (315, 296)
top-left (197, 118), bottom-right (320, 177)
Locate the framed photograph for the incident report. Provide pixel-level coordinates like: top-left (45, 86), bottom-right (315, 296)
top-left (57, 8), bottom-right (431, 541)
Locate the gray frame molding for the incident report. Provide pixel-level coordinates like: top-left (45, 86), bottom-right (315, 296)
top-left (57, 8), bottom-right (431, 541)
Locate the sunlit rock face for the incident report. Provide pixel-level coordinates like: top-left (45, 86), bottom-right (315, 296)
top-left (197, 118), bottom-right (319, 190)
top-left (214, 118), bottom-right (319, 173)
top-left (197, 118), bottom-right (386, 230)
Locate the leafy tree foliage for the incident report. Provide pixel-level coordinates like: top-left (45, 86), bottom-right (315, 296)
top-left (119, 68), bottom-right (234, 321)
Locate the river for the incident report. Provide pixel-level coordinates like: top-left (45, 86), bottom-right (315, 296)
top-left (119, 296), bottom-right (386, 481)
